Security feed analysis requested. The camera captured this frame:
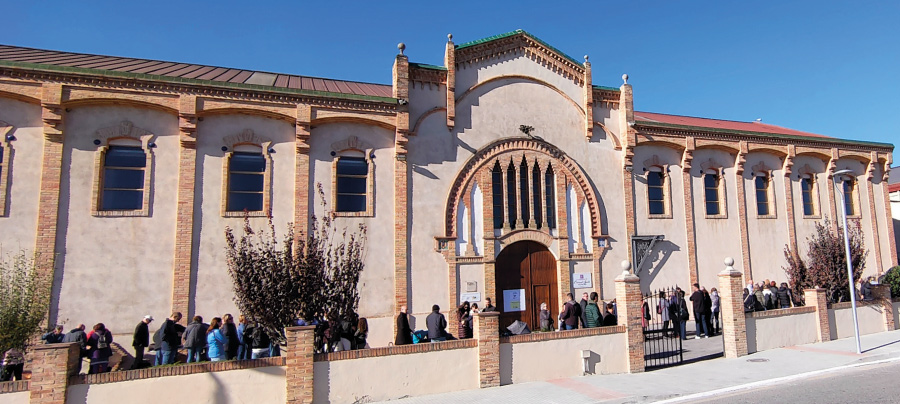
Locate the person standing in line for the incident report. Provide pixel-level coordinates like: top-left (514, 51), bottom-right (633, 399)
top-left (456, 302), bottom-right (473, 339)
top-left (63, 324), bottom-right (87, 374)
top-left (86, 323), bottom-right (113, 374)
top-left (579, 292), bottom-right (590, 328)
top-left (394, 305), bottom-right (412, 345)
top-left (426, 304), bottom-right (448, 342)
top-left (689, 284), bottom-right (707, 339)
top-left (222, 314), bottom-right (240, 360)
top-left (237, 314), bottom-right (248, 360)
top-left (182, 316), bottom-right (206, 363)
top-left (243, 322), bottom-right (271, 359)
top-left (559, 293), bottom-right (579, 330)
top-left (41, 325), bottom-right (65, 344)
top-left (701, 287), bottom-right (713, 338)
top-left (710, 288), bottom-right (721, 335)
top-left (206, 317), bottom-right (227, 362)
top-left (471, 303), bottom-right (480, 314)
top-left (539, 303), bottom-right (552, 331)
top-left (131, 315), bottom-right (153, 369)
top-left (776, 283), bottom-right (794, 309)
top-left (675, 289), bottom-right (689, 340)
top-left (602, 302), bottom-right (618, 326)
top-left (354, 318), bottom-right (369, 349)
top-left (157, 312), bottom-right (182, 365)
top-left (584, 292), bottom-right (602, 328)
top-left (658, 291), bottom-right (671, 337)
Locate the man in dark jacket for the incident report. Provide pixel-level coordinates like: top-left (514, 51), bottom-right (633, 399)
top-left (131, 315), bottom-right (153, 369)
top-left (63, 324), bottom-right (87, 374)
top-left (41, 325), bottom-right (65, 344)
top-left (689, 284), bottom-right (708, 338)
top-left (243, 323), bottom-right (272, 359)
top-left (579, 292), bottom-right (589, 328)
top-left (426, 305), bottom-right (448, 342)
top-left (394, 305), bottom-right (413, 345)
top-left (776, 283), bottom-right (793, 309)
top-left (182, 316), bottom-right (205, 363)
top-left (156, 312), bottom-right (182, 365)
top-left (601, 302), bottom-right (618, 326)
top-left (559, 293), bottom-right (579, 330)
top-left (481, 298), bottom-right (497, 312)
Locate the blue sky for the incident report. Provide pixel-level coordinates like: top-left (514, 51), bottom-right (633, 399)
top-left (6, 0), bottom-right (898, 151)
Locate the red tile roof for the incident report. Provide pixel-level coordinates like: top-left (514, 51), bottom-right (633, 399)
top-left (0, 44), bottom-right (392, 99)
top-left (634, 111), bottom-right (831, 139)
top-left (889, 183), bottom-right (900, 193)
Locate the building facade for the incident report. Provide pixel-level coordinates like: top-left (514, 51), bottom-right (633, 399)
top-left (0, 30), bottom-right (895, 346)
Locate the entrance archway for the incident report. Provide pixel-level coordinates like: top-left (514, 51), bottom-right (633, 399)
top-left (495, 241), bottom-right (558, 331)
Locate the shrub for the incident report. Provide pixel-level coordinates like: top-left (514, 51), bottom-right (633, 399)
top-left (881, 266), bottom-right (900, 299)
top-left (783, 218), bottom-right (867, 304)
top-left (0, 250), bottom-right (52, 354)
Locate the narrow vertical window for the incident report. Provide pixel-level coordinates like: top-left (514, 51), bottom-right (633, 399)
top-left (704, 173), bottom-right (720, 216)
top-left (101, 145), bottom-right (147, 211)
top-left (491, 162), bottom-right (504, 229)
top-left (545, 166), bottom-right (556, 229)
top-left (801, 177), bottom-right (816, 216)
top-left (843, 179), bottom-right (856, 216)
top-left (227, 151), bottom-right (266, 212)
top-left (519, 159), bottom-right (530, 227)
top-left (755, 175), bottom-right (770, 216)
top-left (532, 164), bottom-right (542, 228)
top-left (647, 171), bottom-right (665, 215)
top-left (335, 156), bottom-right (367, 213)
top-left (506, 161), bottom-right (517, 228)
top-left (0, 142), bottom-right (7, 215)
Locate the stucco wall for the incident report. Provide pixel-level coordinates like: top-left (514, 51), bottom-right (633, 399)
top-left (56, 106), bottom-right (178, 334)
top-left (66, 366), bottom-right (285, 404)
top-left (791, 155), bottom-right (829, 260)
top-left (743, 152), bottom-right (791, 284)
top-left (0, 391), bottom-right (29, 404)
top-left (0, 98), bottom-right (42, 253)
top-left (746, 311), bottom-right (818, 353)
top-left (829, 305), bottom-right (886, 340)
top-left (499, 332), bottom-right (627, 384)
top-left (312, 347), bottom-right (478, 404)
top-left (893, 301), bottom-right (900, 328)
top-left (690, 148), bottom-right (742, 290)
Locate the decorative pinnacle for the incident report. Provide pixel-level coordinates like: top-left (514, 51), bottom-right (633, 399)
top-left (448, 33), bottom-right (453, 41)
top-left (584, 55), bottom-right (589, 62)
top-left (622, 74), bottom-right (629, 85)
top-left (398, 43), bottom-right (406, 56)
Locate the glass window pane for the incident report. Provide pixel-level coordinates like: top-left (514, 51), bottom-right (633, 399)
top-left (102, 190), bottom-right (143, 210)
top-left (492, 167), bottom-right (504, 229)
top-left (336, 157), bottom-right (368, 176)
top-left (0, 145), bottom-right (4, 164)
top-left (105, 146), bottom-right (146, 168)
top-left (649, 201), bottom-right (665, 215)
top-left (227, 192), bottom-right (263, 212)
top-left (803, 203), bottom-right (813, 216)
top-left (705, 188), bottom-right (719, 203)
top-left (706, 202), bottom-right (720, 216)
top-left (103, 168), bottom-right (144, 189)
top-left (647, 172), bottom-right (662, 186)
top-left (337, 176), bottom-right (367, 194)
top-left (648, 186), bottom-right (664, 201)
top-left (756, 190), bottom-right (767, 203)
top-left (757, 202), bottom-right (769, 216)
top-left (704, 174), bottom-right (717, 188)
top-left (229, 173), bottom-right (264, 192)
top-left (230, 152), bottom-right (266, 173)
top-left (336, 194), bottom-right (366, 212)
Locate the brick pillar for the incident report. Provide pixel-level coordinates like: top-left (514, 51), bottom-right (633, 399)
top-left (718, 257), bottom-right (748, 358)
top-left (285, 326), bottom-right (316, 404)
top-left (615, 261), bottom-right (644, 373)
top-left (804, 288), bottom-right (831, 343)
top-left (35, 84), bottom-right (64, 304)
top-left (475, 312), bottom-right (500, 388)
top-left (872, 285), bottom-right (895, 331)
top-left (172, 94), bottom-right (197, 317)
top-left (30, 342), bottom-right (80, 404)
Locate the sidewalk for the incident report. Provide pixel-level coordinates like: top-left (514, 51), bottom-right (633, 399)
top-left (381, 330), bottom-right (900, 404)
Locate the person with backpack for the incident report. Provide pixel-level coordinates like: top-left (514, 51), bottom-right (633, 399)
top-left (131, 315), bottom-right (153, 369)
top-left (86, 323), bottom-right (113, 374)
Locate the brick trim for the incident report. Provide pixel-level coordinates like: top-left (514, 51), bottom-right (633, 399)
top-left (35, 83), bottom-right (64, 308)
top-left (71, 357), bottom-right (285, 385)
top-left (682, 169), bottom-right (698, 285)
top-left (865, 178), bottom-right (883, 274)
top-left (804, 288), bottom-right (831, 343)
top-left (745, 306), bottom-right (815, 319)
top-left (0, 381), bottom-right (29, 394)
top-left (883, 181), bottom-right (898, 266)
top-left (314, 339), bottom-right (476, 362)
top-left (719, 268), bottom-right (749, 358)
top-left (90, 131), bottom-right (154, 217)
top-left (0, 121), bottom-right (12, 217)
top-left (735, 151), bottom-right (753, 281)
top-left (500, 325), bottom-right (625, 344)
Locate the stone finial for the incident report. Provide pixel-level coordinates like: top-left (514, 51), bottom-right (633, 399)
top-left (720, 256), bottom-right (740, 276)
top-left (622, 74), bottom-right (629, 85)
top-left (724, 257), bottom-right (734, 267)
top-left (620, 260), bottom-right (632, 275)
top-left (448, 33), bottom-right (453, 41)
top-left (398, 43), bottom-right (406, 55)
top-left (584, 55), bottom-right (589, 62)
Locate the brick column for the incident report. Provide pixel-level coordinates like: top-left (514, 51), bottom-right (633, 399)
top-left (285, 326), bottom-right (316, 404)
top-left (29, 342), bottom-right (80, 404)
top-left (35, 83), bottom-right (64, 294)
top-left (718, 257), bottom-right (748, 358)
top-left (872, 285), bottom-right (895, 331)
top-left (804, 288), bottom-right (831, 343)
top-left (294, 105), bottom-right (312, 240)
top-left (615, 261), bottom-right (644, 373)
top-left (475, 312), bottom-right (500, 388)
top-left (172, 94), bottom-right (197, 317)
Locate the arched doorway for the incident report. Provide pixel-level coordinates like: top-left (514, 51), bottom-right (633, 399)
top-left (495, 241), bottom-right (558, 331)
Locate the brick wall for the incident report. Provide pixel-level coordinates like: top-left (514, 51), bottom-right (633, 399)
top-left (719, 261), bottom-right (748, 358)
top-left (615, 270), bottom-right (644, 373)
top-left (285, 326), bottom-right (315, 404)
top-left (475, 312), bottom-right (500, 388)
top-left (804, 288), bottom-right (831, 343)
top-left (29, 342), bottom-right (79, 404)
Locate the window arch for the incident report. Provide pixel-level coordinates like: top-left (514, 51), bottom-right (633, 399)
top-left (840, 176), bottom-right (859, 217)
top-left (225, 144), bottom-right (268, 214)
top-left (91, 121), bottom-right (154, 217)
top-left (704, 172), bottom-right (722, 216)
top-left (331, 148), bottom-right (374, 217)
top-left (800, 175), bottom-right (818, 217)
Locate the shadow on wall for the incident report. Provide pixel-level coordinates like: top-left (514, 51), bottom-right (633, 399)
top-left (499, 342), bottom-right (513, 385)
top-left (638, 240), bottom-right (679, 292)
top-left (746, 317), bottom-right (758, 354)
top-left (48, 135), bottom-right (75, 327)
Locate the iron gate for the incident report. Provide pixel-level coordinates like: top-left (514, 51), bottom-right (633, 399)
top-left (642, 287), bottom-right (684, 369)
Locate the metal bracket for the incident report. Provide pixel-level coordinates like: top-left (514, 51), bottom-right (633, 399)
top-left (632, 235), bottom-right (664, 275)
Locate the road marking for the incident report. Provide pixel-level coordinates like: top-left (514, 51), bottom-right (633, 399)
top-left (547, 378), bottom-right (628, 401)
top-left (784, 345), bottom-right (865, 357)
top-left (651, 356), bottom-right (900, 403)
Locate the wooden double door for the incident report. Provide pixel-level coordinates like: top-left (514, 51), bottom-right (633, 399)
top-left (495, 241), bottom-right (558, 331)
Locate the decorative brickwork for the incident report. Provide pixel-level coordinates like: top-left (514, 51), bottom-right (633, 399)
top-left (745, 306), bottom-right (816, 319)
top-left (172, 95), bottom-right (198, 318)
top-left (681, 165), bottom-right (699, 286)
top-left (0, 121), bottom-right (14, 217)
top-left (734, 148), bottom-right (753, 281)
top-left (444, 35), bottom-right (456, 128)
top-left (34, 83), bottom-right (64, 285)
top-left (0, 380), bottom-right (29, 394)
top-left (865, 177), bottom-right (883, 274)
top-left (719, 260), bottom-right (748, 358)
top-left (294, 105), bottom-right (311, 239)
top-left (314, 339), bottom-right (476, 362)
top-left (615, 269), bottom-right (644, 373)
top-left (393, 52), bottom-right (411, 334)
top-left (72, 357), bottom-right (285, 385)
top-left (500, 325), bottom-right (625, 344)
top-left (475, 312), bottom-right (500, 388)
top-left (285, 326), bottom-right (316, 404)
top-left (804, 288), bottom-right (831, 343)
top-left (871, 285), bottom-right (895, 331)
top-left (30, 342), bottom-right (80, 404)
top-left (883, 175), bottom-right (898, 266)
top-left (783, 155), bottom-right (799, 252)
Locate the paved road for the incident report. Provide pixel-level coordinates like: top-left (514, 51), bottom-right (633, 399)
top-left (691, 360), bottom-right (900, 404)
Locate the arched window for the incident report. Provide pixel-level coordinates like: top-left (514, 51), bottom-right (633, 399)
top-left (519, 158), bottom-right (530, 227)
top-left (755, 175), bottom-right (771, 216)
top-left (800, 176), bottom-right (817, 216)
top-left (491, 162), bottom-right (504, 229)
top-left (506, 160), bottom-right (517, 228)
top-left (226, 147), bottom-right (266, 212)
top-left (100, 143), bottom-right (147, 211)
top-left (532, 164), bottom-right (543, 228)
top-left (335, 156), bottom-right (368, 213)
top-left (704, 173), bottom-right (721, 216)
top-left (842, 178), bottom-right (857, 216)
top-left (544, 165), bottom-right (556, 229)
top-left (647, 170), bottom-right (666, 215)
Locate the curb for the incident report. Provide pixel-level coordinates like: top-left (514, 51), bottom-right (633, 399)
top-left (651, 355), bottom-right (900, 403)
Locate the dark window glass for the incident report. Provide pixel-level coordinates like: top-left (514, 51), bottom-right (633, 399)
top-left (0, 145), bottom-right (4, 164)
top-left (532, 164), bottom-right (542, 228)
top-left (843, 180), bottom-right (855, 216)
top-left (506, 162), bottom-right (517, 228)
top-left (227, 151), bottom-right (266, 212)
top-left (101, 146), bottom-right (146, 211)
top-left (491, 163), bottom-right (504, 229)
top-left (704, 174), bottom-right (720, 215)
top-left (519, 160), bottom-right (530, 226)
top-left (647, 171), bottom-right (665, 215)
top-left (755, 176), bottom-right (769, 216)
top-left (801, 178), bottom-right (815, 216)
top-left (545, 167), bottom-right (556, 229)
top-left (335, 157), bottom-right (367, 213)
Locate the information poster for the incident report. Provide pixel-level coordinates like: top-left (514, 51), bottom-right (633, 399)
top-left (460, 292), bottom-right (481, 303)
top-left (503, 289), bottom-right (526, 312)
top-left (572, 273), bottom-right (592, 289)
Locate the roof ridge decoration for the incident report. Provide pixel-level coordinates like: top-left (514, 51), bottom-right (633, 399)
top-left (454, 29), bottom-right (586, 85)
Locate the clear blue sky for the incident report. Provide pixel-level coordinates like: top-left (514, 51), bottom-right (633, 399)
top-left (6, 0), bottom-right (898, 151)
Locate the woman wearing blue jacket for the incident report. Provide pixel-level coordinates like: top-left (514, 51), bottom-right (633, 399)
top-left (206, 317), bottom-right (228, 362)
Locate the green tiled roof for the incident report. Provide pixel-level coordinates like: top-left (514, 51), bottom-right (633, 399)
top-left (408, 62), bottom-right (447, 71)
top-left (456, 29), bottom-right (583, 67)
top-left (593, 85), bottom-right (620, 92)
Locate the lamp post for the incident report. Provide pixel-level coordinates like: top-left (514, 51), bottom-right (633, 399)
top-left (833, 168), bottom-right (862, 354)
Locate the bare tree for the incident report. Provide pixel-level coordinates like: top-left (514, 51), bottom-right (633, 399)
top-left (783, 218), bottom-right (867, 304)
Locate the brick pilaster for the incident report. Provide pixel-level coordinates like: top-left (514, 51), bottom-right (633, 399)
top-left (872, 285), bottom-right (895, 331)
top-left (172, 94), bottom-right (197, 318)
top-left (783, 155), bottom-right (799, 253)
top-left (29, 342), bottom-right (80, 404)
top-left (285, 326), bottom-right (316, 404)
top-left (735, 147), bottom-right (752, 282)
top-left (615, 264), bottom-right (644, 373)
top-left (444, 35), bottom-right (456, 129)
top-left (393, 49), bottom-right (411, 322)
top-left (619, 80), bottom-right (636, 261)
top-left (866, 175), bottom-right (884, 274)
top-left (883, 173), bottom-right (898, 266)
top-left (583, 57), bottom-right (593, 139)
top-left (718, 258), bottom-right (748, 358)
top-left (475, 312), bottom-right (500, 388)
top-left (804, 288), bottom-right (831, 343)
top-left (682, 159), bottom-right (698, 286)
top-left (294, 105), bottom-right (311, 240)
top-left (35, 83), bottom-right (64, 286)
top-left (827, 150), bottom-right (839, 232)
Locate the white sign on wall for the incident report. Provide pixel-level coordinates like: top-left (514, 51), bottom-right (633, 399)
top-left (503, 289), bottom-right (526, 312)
top-left (460, 292), bottom-right (481, 303)
top-left (572, 273), bottom-right (592, 289)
